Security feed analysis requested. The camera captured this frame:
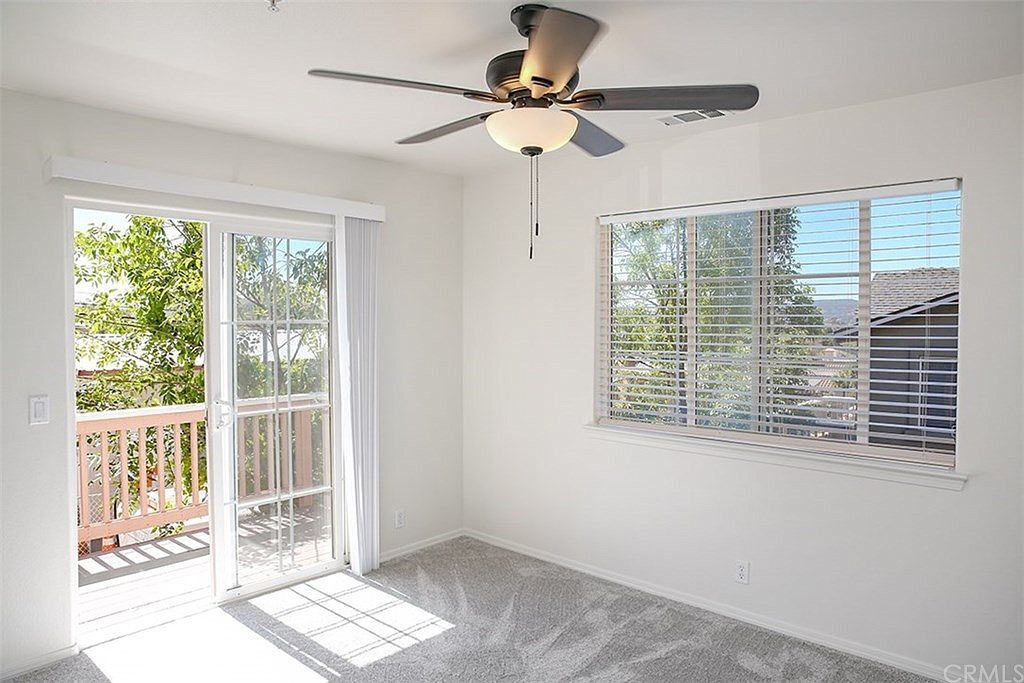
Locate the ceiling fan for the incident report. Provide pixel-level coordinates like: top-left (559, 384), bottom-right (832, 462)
top-left (308, 3), bottom-right (760, 159)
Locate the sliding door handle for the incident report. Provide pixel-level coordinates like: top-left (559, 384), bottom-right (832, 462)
top-left (212, 399), bottom-right (234, 429)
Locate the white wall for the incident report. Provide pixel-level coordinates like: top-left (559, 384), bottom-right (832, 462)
top-left (0, 89), bottom-right (464, 675)
top-left (3, 74), bottom-right (1022, 679)
top-left (462, 75), bottom-right (1024, 675)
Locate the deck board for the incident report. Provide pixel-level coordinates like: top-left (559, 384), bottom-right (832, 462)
top-left (78, 529), bottom-right (211, 586)
top-left (77, 531), bottom-right (213, 649)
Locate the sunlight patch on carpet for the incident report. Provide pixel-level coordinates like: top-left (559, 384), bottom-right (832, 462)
top-left (250, 572), bottom-right (455, 668)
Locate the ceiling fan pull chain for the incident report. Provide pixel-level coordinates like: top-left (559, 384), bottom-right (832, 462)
top-left (529, 154), bottom-right (535, 259)
top-left (535, 155), bottom-right (540, 237)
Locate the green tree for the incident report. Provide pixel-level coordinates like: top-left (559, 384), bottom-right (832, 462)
top-left (693, 210), bottom-right (758, 430)
top-left (608, 208), bottom-right (825, 434)
top-left (761, 207), bottom-right (827, 432)
top-left (76, 216), bottom-right (205, 410)
top-left (608, 219), bottom-right (686, 423)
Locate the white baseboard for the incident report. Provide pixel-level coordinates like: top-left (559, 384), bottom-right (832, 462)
top-left (380, 528), bottom-right (466, 563)
top-left (2, 643), bottom-right (80, 681)
top-left (462, 528), bottom-right (943, 681)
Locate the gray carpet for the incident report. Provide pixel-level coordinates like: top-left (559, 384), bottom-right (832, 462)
top-left (17, 536), bottom-right (924, 682)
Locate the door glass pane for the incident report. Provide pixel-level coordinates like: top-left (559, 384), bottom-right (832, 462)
top-left (234, 235), bottom-right (276, 321)
top-left (287, 324), bottom-right (330, 400)
top-left (291, 407), bottom-right (330, 491)
top-left (229, 234), bottom-right (334, 589)
top-left (237, 500), bottom-right (283, 585)
top-left (236, 414), bottom-right (276, 505)
top-left (283, 493), bottom-right (333, 571)
top-left (235, 324), bottom-right (278, 406)
top-left (285, 238), bottom-right (330, 320)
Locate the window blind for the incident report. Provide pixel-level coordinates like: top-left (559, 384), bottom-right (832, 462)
top-left (596, 180), bottom-right (960, 467)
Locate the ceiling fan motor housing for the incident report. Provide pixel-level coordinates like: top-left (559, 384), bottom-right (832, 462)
top-left (485, 50), bottom-right (579, 101)
top-left (510, 4), bottom-right (549, 37)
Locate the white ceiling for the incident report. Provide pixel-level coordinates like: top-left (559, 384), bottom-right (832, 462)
top-left (2, 1), bottom-right (1021, 175)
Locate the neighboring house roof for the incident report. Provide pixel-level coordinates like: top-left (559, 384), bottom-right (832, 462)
top-left (833, 267), bottom-right (959, 336)
top-left (807, 347), bottom-right (856, 392)
top-left (869, 267), bottom-right (959, 320)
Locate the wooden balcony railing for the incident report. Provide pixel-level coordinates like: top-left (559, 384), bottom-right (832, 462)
top-left (77, 398), bottom-right (328, 550)
top-left (235, 395), bottom-right (329, 506)
top-left (76, 403), bottom-right (208, 546)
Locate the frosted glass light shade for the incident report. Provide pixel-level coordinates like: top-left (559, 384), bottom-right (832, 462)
top-left (485, 108), bottom-right (579, 154)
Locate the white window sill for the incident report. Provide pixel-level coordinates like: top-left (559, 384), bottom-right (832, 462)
top-left (583, 423), bottom-right (967, 491)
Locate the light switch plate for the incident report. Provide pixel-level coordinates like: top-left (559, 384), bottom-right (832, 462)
top-left (29, 395), bottom-right (50, 425)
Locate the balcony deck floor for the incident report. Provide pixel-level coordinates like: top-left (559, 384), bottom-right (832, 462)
top-left (77, 530), bottom-right (213, 649)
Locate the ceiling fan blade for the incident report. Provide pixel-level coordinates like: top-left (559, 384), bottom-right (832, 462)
top-left (308, 69), bottom-right (502, 103)
top-left (397, 110), bottom-right (503, 144)
top-left (568, 112), bottom-right (624, 157)
top-left (519, 8), bottom-right (602, 99)
top-left (566, 85), bottom-right (760, 111)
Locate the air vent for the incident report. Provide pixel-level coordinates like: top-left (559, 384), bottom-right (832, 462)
top-left (656, 109), bottom-right (733, 126)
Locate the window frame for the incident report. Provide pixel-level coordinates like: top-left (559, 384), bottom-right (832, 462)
top-left (594, 179), bottom-right (961, 470)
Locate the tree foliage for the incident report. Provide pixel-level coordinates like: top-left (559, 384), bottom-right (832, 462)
top-left (232, 234), bottom-right (330, 402)
top-left (609, 208), bottom-right (827, 434)
top-left (76, 216), bottom-right (206, 410)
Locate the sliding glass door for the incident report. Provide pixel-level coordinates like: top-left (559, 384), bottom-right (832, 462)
top-left (207, 221), bottom-right (343, 599)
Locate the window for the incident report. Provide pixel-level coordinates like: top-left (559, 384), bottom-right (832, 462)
top-left (596, 181), bottom-right (961, 467)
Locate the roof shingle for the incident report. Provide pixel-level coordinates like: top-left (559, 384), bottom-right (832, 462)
top-left (870, 267), bottom-right (959, 319)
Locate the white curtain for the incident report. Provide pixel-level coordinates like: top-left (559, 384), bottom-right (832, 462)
top-left (338, 216), bottom-right (381, 575)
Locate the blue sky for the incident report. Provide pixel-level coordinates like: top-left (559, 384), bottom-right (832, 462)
top-left (791, 190), bottom-right (960, 300)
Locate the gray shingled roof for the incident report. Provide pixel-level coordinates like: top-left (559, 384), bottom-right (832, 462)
top-left (870, 267), bottom-right (959, 319)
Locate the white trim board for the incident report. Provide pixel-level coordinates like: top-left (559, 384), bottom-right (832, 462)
top-left (379, 529), bottom-right (466, 563)
top-left (461, 529), bottom-right (944, 681)
top-left (45, 155), bottom-right (385, 222)
top-left (1, 644), bottom-right (80, 681)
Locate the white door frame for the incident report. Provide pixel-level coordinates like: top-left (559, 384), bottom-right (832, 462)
top-left (204, 216), bottom-right (348, 602)
top-left (64, 198), bottom-right (369, 653)
top-left (57, 159), bottom-right (382, 650)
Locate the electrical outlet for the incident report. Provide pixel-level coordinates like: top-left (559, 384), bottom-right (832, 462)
top-left (735, 560), bottom-right (750, 585)
top-left (394, 509), bottom-right (406, 529)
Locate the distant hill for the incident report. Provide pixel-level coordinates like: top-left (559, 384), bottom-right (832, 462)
top-left (816, 298), bottom-right (857, 329)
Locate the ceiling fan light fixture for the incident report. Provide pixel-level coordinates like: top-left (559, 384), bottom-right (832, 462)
top-left (485, 107), bottom-right (578, 155)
